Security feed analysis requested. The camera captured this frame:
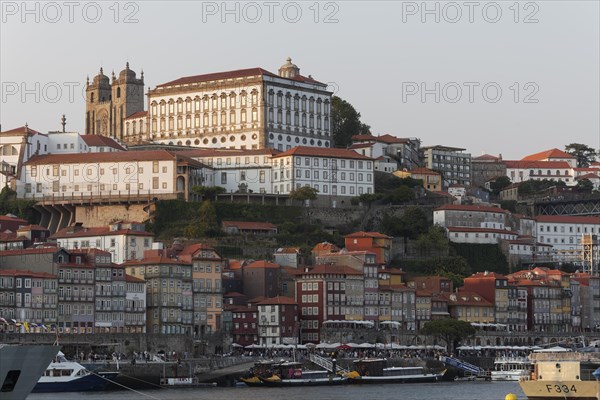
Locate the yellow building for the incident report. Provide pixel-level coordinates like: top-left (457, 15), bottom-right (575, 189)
top-left (394, 168), bottom-right (442, 191)
top-left (443, 291), bottom-right (495, 324)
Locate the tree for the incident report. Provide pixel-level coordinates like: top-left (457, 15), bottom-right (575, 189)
top-left (576, 178), bottom-right (594, 192)
top-left (383, 186), bottom-right (415, 204)
top-left (416, 226), bottom-right (449, 256)
top-left (489, 176), bottom-right (512, 195)
top-left (191, 186), bottom-right (226, 199)
top-left (565, 143), bottom-right (597, 167)
top-left (331, 95), bottom-right (371, 147)
top-left (289, 186), bottom-right (318, 202)
top-left (381, 206), bottom-right (429, 239)
top-left (185, 200), bottom-right (220, 238)
top-left (420, 318), bottom-right (476, 352)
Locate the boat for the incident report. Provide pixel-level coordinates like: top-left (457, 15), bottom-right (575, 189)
top-left (33, 351), bottom-right (119, 392)
top-left (491, 356), bottom-right (532, 381)
top-left (0, 343), bottom-right (60, 400)
top-left (519, 348), bottom-right (600, 399)
top-left (160, 377), bottom-right (217, 388)
top-left (258, 362), bottom-right (349, 387)
top-left (348, 358), bottom-right (446, 384)
top-left (240, 360), bottom-right (284, 386)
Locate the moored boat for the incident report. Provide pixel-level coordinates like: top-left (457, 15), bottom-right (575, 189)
top-left (491, 356), bottom-right (532, 381)
top-left (258, 361), bottom-right (349, 387)
top-left (0, 344), bottom-right (60, 400)
top-left (349, 358), bottom-right (445, 384)
top-left (33, 351), bottom-right (119, 392)
top-left (519, 349), bottom-right (600, 399)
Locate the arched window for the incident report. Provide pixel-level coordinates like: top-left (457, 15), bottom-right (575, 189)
top-left (116, 87), bottom-right (121, 98)
top-left (90, 92), bottom-right (95, 103)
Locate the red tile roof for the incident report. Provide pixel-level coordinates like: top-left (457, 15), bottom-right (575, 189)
top-left (178, 148), bottom-right (281, 158)
top-left (295, 264), bottom-right (363, 276)
top-left (24, 149), bottom-right (191, 166)
top-left (121, 255), bottom-right (190, 266)
top-left (16, 224), bottom-right (48, 231)
top-left (442, 291), bottom-right (494, 306)
top-left (312, 242), bottom-right (340, 253)
top-left (256, 296), bottom-right (297, 305)
top-left (576, 173), bottom-right (600, 180)
top-left (272, 146), bottom-right (373, 160)
top-left (345, 231), bottom-right (391, 239)
top-left (125, 274), bottom-right (146, 283)
top-left (245, 260), bottom-right (280, 269)
top-left (410, 167), bottom-right (440, 176)
top-left (522, 148), bottom-right (575, 161)
top-left (535, 215), bottom-right (600, 225)
top-left (435, 204), bottom-right (509, 214)
top-left (0, 247), bottom-right (63, 256)
top-left (124, 111), bottom-right (148, 120)
top-left (51, 226), bottom-right (152, 239)
top-left (0, 232), bottom-right (25, 242)
top-left (222, 221), bottom-right (277, 231)
top-left (155, 67), bottom-right (324, 88)
top-left (80, 135), bottom-right (126, 151)
top-left (0, 215), bottom-right (28, 223)
top-left (466, 272), bottom-right (507, 280)
top-left (275, 247), bottom-right (300, 254)
top-left (0, 269), bottom-right (56, 278)
top-left (0, 125), bottom-right (42, 136)
top-left (504, 160), bottom-right (572, 169)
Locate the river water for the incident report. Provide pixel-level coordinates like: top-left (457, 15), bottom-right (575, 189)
top-left (28, 381), bottom-right (526, 400)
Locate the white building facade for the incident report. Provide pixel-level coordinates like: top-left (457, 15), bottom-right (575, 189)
top-left (535, 215), bottom-right (600, 262)
top-left (270, 147), bottom-right (375, 197)
top-left (129, 59), bottom-right (332, 151)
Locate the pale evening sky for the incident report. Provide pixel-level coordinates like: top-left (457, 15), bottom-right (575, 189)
top-left (0, 1), bottom-right (598, 159)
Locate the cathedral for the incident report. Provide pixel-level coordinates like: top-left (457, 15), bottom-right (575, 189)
top-left (85, 63), bottom-right (145, 141)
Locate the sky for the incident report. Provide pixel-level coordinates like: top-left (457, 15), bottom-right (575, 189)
top-left (1, 1), bottom-right (599, 160)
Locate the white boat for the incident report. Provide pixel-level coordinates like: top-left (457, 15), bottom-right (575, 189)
top-left (519, 349), bottom-right (600, 399)
top-left (33, 351), bottom-right (119, 392)
top-left (349, 358), bottom-right (445, 384)
top-left (0, 343), bottom-right (59, 400)
top-left (491, 356), bottom-right (531, 381)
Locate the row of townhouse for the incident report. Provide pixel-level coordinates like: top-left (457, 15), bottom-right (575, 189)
top-left (434, 203), bottom-right (600, 267)
top-left (0, 247), bottom-right (146, 333)
top-left (14, 146), bottom-right (375, 200)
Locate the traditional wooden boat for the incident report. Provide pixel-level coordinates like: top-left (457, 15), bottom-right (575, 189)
top-left (258, 362), bottom-right (349, 387)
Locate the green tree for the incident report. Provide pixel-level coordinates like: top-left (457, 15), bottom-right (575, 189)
top-left (518, 179), bottom-right (566, 196)
top-left (416, 226), bottom-right (449, 256)
top-left (289, 186), bottom-right (319, 202)
top-left (420, 318), bottom-right (476, 352)
top-left (383, 186), bottom-right (415, 204)
top-left (331, 96), bottom-right (371, 147)
top-left (565, 143), bottom-right (597, 167)
top-left (576, 178), bottom-right (594, 192)
top-left (191, 186), bottom-right (226, 199)
top-left (381, 206), bottom-right (429, 239)
top-left (185, 200), bottom-right (220, 238)
top-left (489, 176), bottom-right (512, 195)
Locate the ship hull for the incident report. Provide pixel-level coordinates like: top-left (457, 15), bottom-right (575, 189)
top-left (0, 344), bottom-right (59, 400)
top-left (519, 380), bottom-right (598, 399)
top-left (33, 371), bottom-right (119, 392)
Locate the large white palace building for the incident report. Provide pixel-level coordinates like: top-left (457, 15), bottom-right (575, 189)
top-left (87, 59), bottom-right (332, 150)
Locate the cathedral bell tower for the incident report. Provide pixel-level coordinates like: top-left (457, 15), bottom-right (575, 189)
top-left (85, 63), bottom-right (145, 140)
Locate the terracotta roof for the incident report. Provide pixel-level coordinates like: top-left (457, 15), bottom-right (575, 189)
top-left (434, 204), bottom-right (509, 214)
top-left (0, 215), bottom-right (28, 223)
top-left (0, 269), bottom-right (56, 278)
top-left (275, 247), bottom-right (300, 254)
top-left (522, 148), bottom-right (575, 161)
top-left (121, 255), bottom-right (191, 266)
top-left (245, 260), bottom-right (280, 269)
top-left (503, 160), bottom-right (572, 169)
top-left (51, 226), bottom-right (153, 239)
top-left (410, 167), bottom-right (439, 176)
top-left (223, 291), bottom-right (245, 297)
top-left (441, 291), bottom-right (494, 306)
top-left (124, 111), bottom-right (148, 120)
top-left (16, 224), bottom-right (48, 231)
top-left (576, 173), bottom-right (600, 180)
top-left (125, 274), bottom-right (146, 283)
top-left (466, 272), bottom-right (507, 280)
top-left (272, 146), bottom-right (373, 160)
top-left (536, 215), bottom-right (600, 225)
top-left (447, 226), bottom-right (518, 236)
top-left (312, 242), bottom-right (340, 253)
top-left (222, 221), bottom-right (277, 231)
top-left (24, 149), bottom-right (192, 166)
top-left (80, 135), bottom-right (126, 151)
top-left (226, 260), bottom-right (245, 270)
top-left (351, 134), bottom-right (407, 144)
top-left (155, 67), bottom-right (324, 88)
top-left (295, 264), bottom-right (363, 276)
top-left (0, 232), bottom-right (25, 242)
top-left (345, 231), bottom-right (391, 239)
top-left (0, 125), bottom-right (43, 136)
top-left (178, 148), bottom-right (281, 159)
top-left (0, 247), bottom-right (63, 256)
top-left (256, 296), bottom-right (296, 306)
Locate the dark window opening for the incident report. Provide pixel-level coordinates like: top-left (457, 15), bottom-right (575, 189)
top-left (1, 370), bottom-right (22, 392)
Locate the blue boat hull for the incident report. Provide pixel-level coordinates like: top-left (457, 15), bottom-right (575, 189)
top-left (32, 372), bottom-right (119, 392)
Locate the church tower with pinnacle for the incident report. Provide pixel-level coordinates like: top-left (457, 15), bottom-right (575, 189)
top-left (85, 63), bottom-right (145, 141)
